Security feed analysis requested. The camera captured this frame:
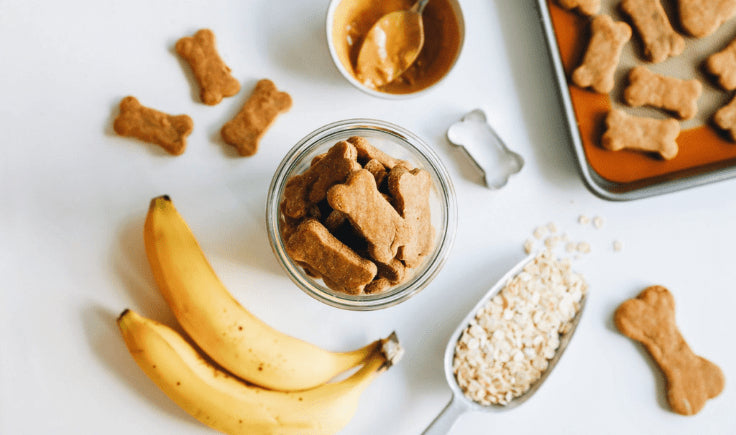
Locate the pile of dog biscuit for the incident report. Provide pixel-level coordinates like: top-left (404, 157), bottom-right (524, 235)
top-left (280, 137), bottom-right (434, 295)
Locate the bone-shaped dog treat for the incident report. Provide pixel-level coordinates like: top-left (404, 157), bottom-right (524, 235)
top-left (621, 0), bottom-right (685, 63)
top-left (573, 15), bottom-right (632, 94)
top-left (285, 219), bottom-right (377, 294)
top-left (221, 79), bottom-right (292, 156)
top-left (602, 109), bottom-right (680, 160)
top-left (556, 0), bottom-right (601, 15)
top-left (615, 286), bottom-right (725, 415)
top-left (327, 169), bottom-right (413, 264)
top-left (347, 136), bottom-right (406, 169)
top-left (624, 67), bottom-right (702, 120)
top-left (282, 141), bottom-right (361, 219)
top-left (175, 29), bottom-right (240, 106)
top-left (713, 95), bottom-right (736, 141)
top-left (706, 38), bottom-right (736, 90)
top-left (388, 166), bottom-right (434, 268)
top-left (113, 96), bottom-right (193, 155)
top-left (678, 0), bottom-right (736, 38)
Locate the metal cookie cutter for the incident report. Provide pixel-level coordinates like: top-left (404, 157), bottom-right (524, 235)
top-left (447, 109), bottom-right (524, 189)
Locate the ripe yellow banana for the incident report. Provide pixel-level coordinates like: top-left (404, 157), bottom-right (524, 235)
top-left (118, 309), bottom-right (401, 435)
top-left (144, 195), bottom-right (377, 391)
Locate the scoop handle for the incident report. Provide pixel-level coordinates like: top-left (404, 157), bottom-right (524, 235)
top-left (422, 394), bottom-right (467, 435)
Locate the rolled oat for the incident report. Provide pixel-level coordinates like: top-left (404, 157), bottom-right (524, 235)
top-left (453, 251), bottom-right (587, 406)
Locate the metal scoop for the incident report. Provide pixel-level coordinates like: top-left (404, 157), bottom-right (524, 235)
top-left (422, 255), bottom-right (587, 434)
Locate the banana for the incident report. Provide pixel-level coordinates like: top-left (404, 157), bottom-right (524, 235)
top-left (144, 195), bottom-right (377, 391)
top-left (118, 309), bottom-right (401, 435)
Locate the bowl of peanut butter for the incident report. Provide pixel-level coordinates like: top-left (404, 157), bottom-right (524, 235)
top-left (326, 0), bottom-right (464, 98)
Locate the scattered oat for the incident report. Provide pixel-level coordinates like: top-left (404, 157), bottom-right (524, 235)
top-left (524, 239), bottom-right (534, 254)
top-left (547, 222), bottom-right (558, 233)
top-left (544, 235), bottom-right (560, 249)
top-left (565, 242), bottom-right (576, 253)
top-left (453, 251), bottom-right (587, 406)
top-left (533, 226), bottom-right (547, 240)
top-left (613, 240), bottom-right (623, 252)
top-left (593, 216), bottom-right (604, 229)
top-left (577, 242), bottom-right (591, 254)
top-left (578, 215), bottom-right (590, 225)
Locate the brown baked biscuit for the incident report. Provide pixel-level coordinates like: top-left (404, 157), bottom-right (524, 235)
top-left (311, 153), bottom-right (326, 166)
top-left (364, 278), bottom-right (392, 294)
top-left (623, 67), bottom-right (702, 120)
top-left (376, 258), bottom-right (406, 285)
top-left (713, 95), bottom-right (736, 141)
top-left (175, 29), bottom-right (240, 106)
top-left (363, 159), bottom-right (388, 187)
top-left (572, 15), bottom-right (632, 94)
top-left (388, 166), bottom-right (434, 268)
top-left (285, 219), bottom-right (377, 294)
top-left (113, 96), bottom-right (193, 155)
top-left (347, 136), bottom-right (405, 169)
top-left (221, 79), bottom-right (292, 156)
top-left (556, 0), bottom-right (600, 15)
top-left (678, 0), bottom-right (736, 38)
top-left (327, 169), bottom-right (413, 264)
top-left (282, 141), bottom-right (361, 219)
top-left (615, 286), bottom-right (725, 415)
top-left (706, 38), bottom-right (736, 90)
top-left (621, 0), bottom-right (685, 63)
top-left (602, 109), bottom-right (680, 160)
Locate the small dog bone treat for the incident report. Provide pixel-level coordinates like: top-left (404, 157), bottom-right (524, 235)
top-left (347, 136), bottom-right (405, 169)
top-left (113, 96), bottom-right (193, 155)
top-left (327, 169), bottom-right (413, 264)
top-left (602, 109), bottom-right (680, 160)
top-left (615, 286), bottom-right (725, 415)
top-left (573, 15), bottom-right (632, 94)
top-left (388, 166), bottom-right (434, 268)
top-left (713, 95), bottom-right (736, 141)
top-left (175, 29), bottom-right (240, 106)
top-left (556, 0), bottom-right (600, 15)
top-left (706, 38), bottom-right (736, 90)
top-left (285, 219), bottom-right (377, 294)
top-left (678, 0), bottom-right (736, 38)
top-left (623, 67), bottom-right (702, 120)
top-left (621, 0), bottom-right (685, 63)
top-left (221, 79), bottom-right (292, 156)
top-left (282, 141), bottom-right (361, 219)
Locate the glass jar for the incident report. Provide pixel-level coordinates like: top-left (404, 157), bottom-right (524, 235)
top-left (266, 119), bottom-right (457, 310)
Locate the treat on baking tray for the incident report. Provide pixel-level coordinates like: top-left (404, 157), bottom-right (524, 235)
top-left (538, 0), bottom-right (736, 199)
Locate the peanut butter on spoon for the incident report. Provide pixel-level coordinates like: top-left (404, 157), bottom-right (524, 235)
top-left (356, 0), bottom-right (430, 89)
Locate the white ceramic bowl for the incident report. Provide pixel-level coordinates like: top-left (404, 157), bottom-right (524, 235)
top-left (325, 0), bottom-right (465, 99)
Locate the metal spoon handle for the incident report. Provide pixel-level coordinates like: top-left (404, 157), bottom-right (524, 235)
top-left (412, 0), bottom-right (430, 14)
top-left (422, 394), bottom-right (467, 435)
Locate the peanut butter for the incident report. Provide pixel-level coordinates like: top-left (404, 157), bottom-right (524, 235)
top-left (332, 0), bottom-right (462, 95)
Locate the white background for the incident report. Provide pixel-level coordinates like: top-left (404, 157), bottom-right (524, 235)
top-left (1, 0), bottom-right (735, 434)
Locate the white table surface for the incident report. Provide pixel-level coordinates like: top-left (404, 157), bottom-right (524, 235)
top-left (2, 0), bottom-right (734, 433)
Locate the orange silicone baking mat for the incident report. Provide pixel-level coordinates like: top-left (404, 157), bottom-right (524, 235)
top-left (547, 0), bottom-right (736, 184)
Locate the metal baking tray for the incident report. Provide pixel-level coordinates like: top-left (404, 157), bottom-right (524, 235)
top-left (536, 0), bottom-right (736, 200)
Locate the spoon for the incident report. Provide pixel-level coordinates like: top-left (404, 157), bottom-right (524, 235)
top-left (355, 0), bottom-right (430, 89)
top-left (422, 254), bottom-right (588, 434)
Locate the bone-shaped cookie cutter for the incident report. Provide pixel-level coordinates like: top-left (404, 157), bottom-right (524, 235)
top-left (447, 109), bottom-right (524, 189)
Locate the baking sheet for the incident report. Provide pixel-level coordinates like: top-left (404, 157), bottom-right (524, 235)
top-left (538, 0), bottom-right (736, 199)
